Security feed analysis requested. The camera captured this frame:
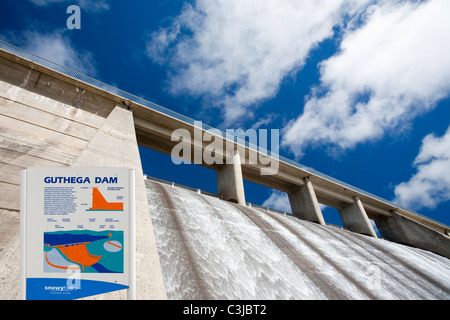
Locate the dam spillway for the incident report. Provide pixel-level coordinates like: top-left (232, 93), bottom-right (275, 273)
top-left (146, 179), bottom-right (450, 300)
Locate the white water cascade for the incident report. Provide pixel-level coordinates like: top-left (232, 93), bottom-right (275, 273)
top-left (146, 180), bottom-right (450, 300)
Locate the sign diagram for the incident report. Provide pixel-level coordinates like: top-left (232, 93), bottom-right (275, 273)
top-left (88, 188), bottom-right (124, 211)
top-left (44, 230), bottom-right (124, 273)
top-left (20, 167), bottom-right (135, 300)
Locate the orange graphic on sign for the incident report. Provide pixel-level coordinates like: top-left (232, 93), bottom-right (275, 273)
top-left (46, 242), bottom-right (102, 271)
top-left (88, 187), bottom-right (123, 211)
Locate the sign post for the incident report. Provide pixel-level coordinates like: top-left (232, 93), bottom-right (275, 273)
top-left (20, 167), bottom-right (135, 300)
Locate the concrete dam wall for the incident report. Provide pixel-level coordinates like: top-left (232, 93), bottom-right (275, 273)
top-left (146, 179), bottom-right (450, 300)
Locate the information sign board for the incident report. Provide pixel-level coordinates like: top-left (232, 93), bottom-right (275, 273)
top-left (20, 167), bottom-right (135, 300)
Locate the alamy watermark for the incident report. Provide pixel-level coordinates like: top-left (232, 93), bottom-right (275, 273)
top-left (366, 264), bottom-right (382, 291)
top-left (66, 264), bottom-right (81, 290)
top-left (67, 5), bottom-right (81, 30)
top-left (171, 121), bottom-right (280, 176)
top-left (44, 265), bottom-right (81, 295)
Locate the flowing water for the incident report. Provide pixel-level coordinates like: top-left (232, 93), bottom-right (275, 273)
top-left (146, 180), bottom-right (450, 300)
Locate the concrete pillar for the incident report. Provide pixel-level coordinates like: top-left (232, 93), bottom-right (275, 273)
top-left (288, 177), bottom-right (325, 226)
top-left (217, 151), bottom-right (246, 205)
top-left (376, 211), bottom-right (450, 259)
top-left (72, 106), bottom-right (167, 299)
top-left (339, 197), bottom-right (378, 238)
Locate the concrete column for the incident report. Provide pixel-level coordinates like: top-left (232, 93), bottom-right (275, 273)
top-left (376, 211), bottom-right (450, 259)
top-left (339, 197), bottom-right (378, 238)
top-left (288, 177), bottom-right (325, 226)
top-left (72, 106), bottom-right (167, 299)
top-left (217, 151), bottom-right (246, 205)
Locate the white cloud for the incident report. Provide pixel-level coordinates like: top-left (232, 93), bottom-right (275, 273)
top-left (22, 31), bottom-right (97, 76)
top-left (394, 126), bottom-right (450, 210)
top-left (146, 0), bottom-right (371, 126)
top-left (77, 0), bottom-right (110, 13)
top-left (146, 21), bottom-right (181, 65)
top-left (251, 113), bottom-right (279, 130)
top-left (262, 190), bottom-right (292, 213)
top-left (283, 0), bottom-right (450, 157)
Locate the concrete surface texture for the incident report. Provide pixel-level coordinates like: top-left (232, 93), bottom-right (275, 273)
top-left (217, 151), bottom-right (246, 205)
top-left (339, 197), bottom-right (379, 238)
top-left (147, 179), bottom-right (450, 300)
top-left (0, 78), bottom-right (109, 299)
top-left (288, 177), bottom-right (326, 226)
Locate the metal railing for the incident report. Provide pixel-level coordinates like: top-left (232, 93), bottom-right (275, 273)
top-left (0, 40), bottom-right (447, 229)
top-left (145, 174), bottom-right (349, 231)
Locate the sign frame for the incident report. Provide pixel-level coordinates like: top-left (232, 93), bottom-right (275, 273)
top-left (20, 167), bottom-right (136, 300)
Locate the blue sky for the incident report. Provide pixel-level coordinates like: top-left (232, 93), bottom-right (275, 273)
top-left (1, 0), bottom-right (449, 227)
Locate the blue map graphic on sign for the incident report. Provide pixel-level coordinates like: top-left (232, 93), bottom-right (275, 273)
top-left (44, 230), bottom-right (123, 273)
